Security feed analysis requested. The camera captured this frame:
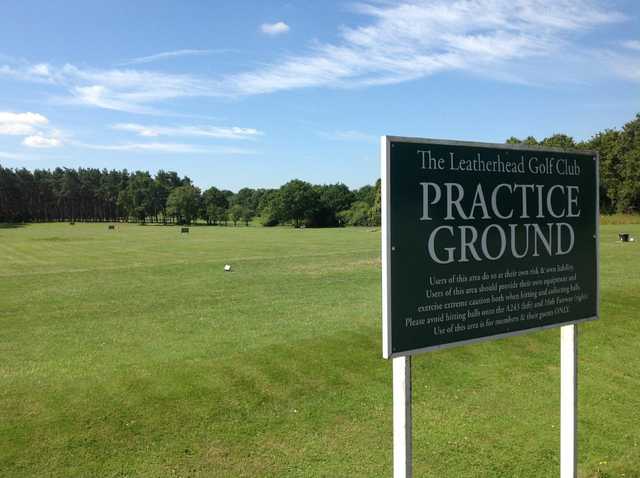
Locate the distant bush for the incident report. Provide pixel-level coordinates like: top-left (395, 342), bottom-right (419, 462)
top-left (600, 214), bottom-right (640, 225)
top-left (259, 211), bottom-right (280, 227)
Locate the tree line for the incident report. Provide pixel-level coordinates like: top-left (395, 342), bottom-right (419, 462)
top-left (506, 114), bottom-right (640, 214)
top-left (0, 165), bottom-right (381, 227)
top-left (1, 114), bottom-right (638, 225)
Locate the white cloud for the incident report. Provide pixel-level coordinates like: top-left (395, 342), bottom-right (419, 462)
top-left (226, 0), bottom-right (628, 95)
top-left (0, 0), bottom-right (633, 112)
top-left (29, 63), bottom-right (51, 77)
top-left (261, 21), bottom-right (290, 35)
top-left (112, 123), bottom-right (264, 140)
top-left (118, 49), bottom-right (215, 66)
top-left (599, 49), bottom-right (640, 82)
top-left (622, 40), bottom-right (640, 51)
top-left (22, 134), bottom-right (62, 148)
top-left (74, 141), bottom-right (257, 155)
top-left (0, 112), bottom-right (66, 148)
top-left (0, 63), bottom-right (216, 114)
top-left (59, 65), bottom-right (212, 113)
top-left (0, 111), bottom-right (48, 135)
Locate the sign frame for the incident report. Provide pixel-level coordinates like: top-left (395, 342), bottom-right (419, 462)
top-left (381, 135), bottom-right (600, 359)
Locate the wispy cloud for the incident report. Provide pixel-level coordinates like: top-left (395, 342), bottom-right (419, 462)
top-left (598, 49), bottom-right (640, 82)
top-left (261, 21), bottom-right (290, 35)
top-left (622, 40), bottom-right (640, 51)
top-left (118, 49), bottom-right (220, 66)
top-left (60, 65), bottom-right (213, 114)
top-left (0, 0), bottom-right (634, 114)
top-left (0, 63), bottom-right (215, 114)
top-left (225, 0), bottom-right (629, 95)
top-left (317, 130), bottom-right (376, 142)
top-left (112, 123), bottom-right (264, 140)
top-left (73, 141), bottom-right (258, 155)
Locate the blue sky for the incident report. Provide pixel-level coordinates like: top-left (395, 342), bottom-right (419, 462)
top-left (0, 0), bottom-right (638, 191)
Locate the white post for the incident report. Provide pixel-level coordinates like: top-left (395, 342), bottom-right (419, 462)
top-left (393, 355), bottom-right (412, 478)
top-left (560, 324), bottom-right (577, 478)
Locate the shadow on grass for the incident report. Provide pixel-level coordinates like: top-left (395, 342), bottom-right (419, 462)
top-left (0, 223), bottom-right (27, 229)
top-left (133, 222), bottom-right (252, 228)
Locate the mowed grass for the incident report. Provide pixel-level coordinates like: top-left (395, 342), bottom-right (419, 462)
top-left (0, 223), bottom-right (639, 478)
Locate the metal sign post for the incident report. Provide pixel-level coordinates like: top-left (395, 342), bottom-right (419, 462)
top-left (560, 324), bottom-right (578, 478)
top-left (393, 356), bottom-right (412, 478)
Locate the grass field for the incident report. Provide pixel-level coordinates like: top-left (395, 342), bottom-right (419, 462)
top-left (1, 222), bottom-right (639, 477)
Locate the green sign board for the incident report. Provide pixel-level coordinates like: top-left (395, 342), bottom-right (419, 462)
top-left (382, 137), bottom-right (599, 358)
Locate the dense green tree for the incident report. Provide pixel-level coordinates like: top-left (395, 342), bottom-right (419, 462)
top-left (3, 114), bottom-right (640, 225)
top-left (354, 184), bottom-right (376, 207)
top-left (154, 170), bottom-right (183, 222)
top-left (617, 115), bottom-right (640, 212)
top-left (338, 201), bottom-right (374, 226)
top-left (308, 183), bottom-right (355, 227)
top-left (0, 166), bottom-right (19, 221)
top-left (241, 207), bottom-right (254, 226)
top-left (166, 185), bottom-right (201, 224)
top-left (506, 136), bottom-right (539, 146)
top-left (120, 171), bottom-right (156, 223)
top-left (336, 180), bottom-right (379, 227)
top-left (229, 204), bottom-right (244, 226)
top-left (540, 134), bottom-right (577, 149)
top-left (257, 190), bottom-right (282, 226)
top-left (231, 188), bottom-right (256, 214)
top-left (506, 114), bottom-right (640, 214)
top-left (201, 187), bottom-right (229, 225)
top-left (369, 179), bottom-right (382, 227)
top-left (1, 166), bottom-right (133, 223)
top-left (589, 129), bottom-right (623, 213)
top-left (276, 179), bottom-right (320, 227)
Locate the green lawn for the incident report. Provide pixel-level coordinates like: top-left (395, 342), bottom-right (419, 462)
top-left (1, 223), bottom-right (639, 477)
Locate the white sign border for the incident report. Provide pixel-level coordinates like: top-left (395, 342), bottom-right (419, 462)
top-left (381, 135), bottom-right (600, 359)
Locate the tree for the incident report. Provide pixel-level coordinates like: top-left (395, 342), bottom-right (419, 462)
top-left (257, 190), bottom-right (282, 226)
top-left (230, 188), bottom-right (266, 225)
top-left (166, 185), bottom-right (201, 224)
top-left (241, 207), bottom-right (254, 226)
top-left (506, 136), bottom-right (539, 146)
top-left (201, 187), bottom-right (229, 225)
top-left (154, 170), bottom-right (182, 222)
top-left (60, 168), bottom-right (81, 221)
top-left (122, 171), bottom-right (156, 223)
top-left (617, 114), bottom-right (640, 212)
top-left (339, 201), bottom-right (374, 226)
top-left (354, 184), bottom-right (376, 206)
top-left (306, 183), bottom-right (355, 227)
top-left (0, 165), bottom-right (20, 222)
top-left (229, 204), bottom-right (244, 226)
top-left (540, 134), bottom-right (576, 149)
top-left (3, 113), bottom-right (640, 224)
top-left (276, 179), bottom-right (320, 227)
top-left (369, 179), bottom-right (381, 226)
top-left (589, 129), bottom-right (623, 213)
top-left (117, 189), bottom-right (133, 221)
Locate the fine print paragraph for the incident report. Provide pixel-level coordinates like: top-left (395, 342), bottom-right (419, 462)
top-left (410, 264), bottom-right (589, 337)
